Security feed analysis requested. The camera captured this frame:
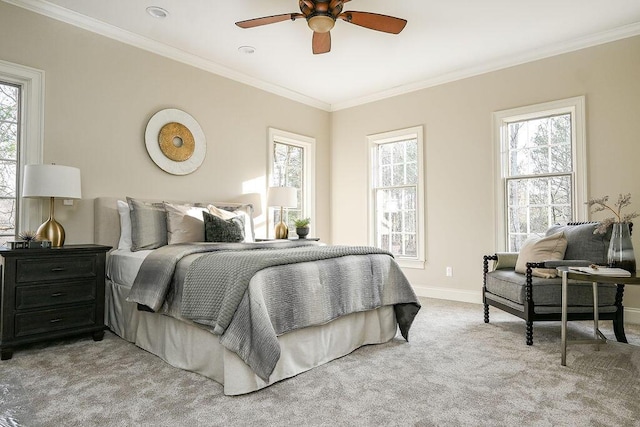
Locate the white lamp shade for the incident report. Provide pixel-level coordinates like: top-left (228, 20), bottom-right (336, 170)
top-left (267, 186), bottom-right (297, 208)
top-left (22, 164), bottom-right (82, 199)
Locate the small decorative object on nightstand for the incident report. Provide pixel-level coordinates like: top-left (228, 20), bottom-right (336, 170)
top-left (294, 217), bottom-right (311, 239)
top-left (0, 244), bottom-right (111, 360)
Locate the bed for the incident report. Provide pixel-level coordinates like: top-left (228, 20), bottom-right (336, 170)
top-left (94, 197), bottom-right (420, 395)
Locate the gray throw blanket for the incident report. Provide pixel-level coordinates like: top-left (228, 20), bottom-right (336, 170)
top-left (182, 245), bottom-right (398, 334)
top-left (127, 240), bottom-right (320, 312)
top-left (128, 242), bottom-right (421, 382)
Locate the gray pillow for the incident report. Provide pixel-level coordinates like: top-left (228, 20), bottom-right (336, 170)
top-left (546, 222), bottom-right (612, 265)
top-left (127, 197), bottom-right (168, 251)
top-left (203, 211), bottom-right (245, 243)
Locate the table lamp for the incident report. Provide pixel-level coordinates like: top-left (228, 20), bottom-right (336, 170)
top-left (267, 186), bottom-right (297, 239)
top-left (22, 164), bottom-right (82, 247)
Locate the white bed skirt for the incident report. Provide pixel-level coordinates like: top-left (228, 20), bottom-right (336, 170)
top-left (105, 278), bottom-right (398, 395)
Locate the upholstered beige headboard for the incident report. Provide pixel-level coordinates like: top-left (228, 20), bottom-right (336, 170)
top-left (93, 197), bottom-right (255, 251)
top-left (94, 197), bottom-right (122, 250)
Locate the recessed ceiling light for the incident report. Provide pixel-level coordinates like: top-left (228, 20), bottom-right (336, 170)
top-left (238, 46), bottom-right (256, 55)
top-left (146, 6), bottom-right (168, 19)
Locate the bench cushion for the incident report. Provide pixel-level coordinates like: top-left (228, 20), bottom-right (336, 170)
top-left (485, 270), bottom-right (617, 307)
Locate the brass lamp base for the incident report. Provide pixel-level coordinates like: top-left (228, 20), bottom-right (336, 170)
top-left (36, 196), bottom-right (65, 247)
top-left (37, 217), bottom-right (65, 247)
top-left (274, 220), bottom-right (289, 239)
top-left (36, 197), bottom-right (66, 249)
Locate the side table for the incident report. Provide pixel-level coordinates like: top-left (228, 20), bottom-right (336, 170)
top-left (0, 244), bottom-right (111, 360)
top-left (560, 268), bottom-right (640, 366)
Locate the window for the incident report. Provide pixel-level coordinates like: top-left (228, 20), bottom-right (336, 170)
top-left (369, 126), bottom-right (425, 268)
top-left (0, 60), bottom-right (44, 245)
top-left (268, 128), bottom-right (315, 238)
top-left (494, 97), bottom-right (586, 252)
top-left (0, 82), bottom-right (20, 245)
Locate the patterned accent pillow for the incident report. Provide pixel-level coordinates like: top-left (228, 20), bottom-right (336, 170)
top-left (203, 211), bottom-right (245, 243)
top-left (126, 197), bottom-right (168, 251)
top-left (206, 204), bottom-right (255, 242)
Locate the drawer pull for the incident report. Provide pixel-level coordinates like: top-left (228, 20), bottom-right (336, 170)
top-left (49, 318), bottom-right (63, 323)
top-left (51, 267), bottom-right (67, 272)
top-left (51, 292), bottom-right (65, 297)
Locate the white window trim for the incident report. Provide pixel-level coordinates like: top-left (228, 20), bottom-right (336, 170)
top-left (0, 60), bottom-right (45, 233)
top-left (368, 125), bottom-right (425, 269)
top-left (267, 128), bottom-right (316, 238)
top-left (492, 96), bottom-right (587, 251)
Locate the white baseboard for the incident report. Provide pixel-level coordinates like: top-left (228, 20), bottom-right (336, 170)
top-left (414, 285), bottom-right (640, 325)
top-left (413, 285), bottom-right (482, 305)
top-left (625, 307), bottom-right (640, 325)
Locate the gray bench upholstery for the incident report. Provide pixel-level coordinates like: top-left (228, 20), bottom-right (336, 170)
top-left (482, 222), bottom-right (628, 345)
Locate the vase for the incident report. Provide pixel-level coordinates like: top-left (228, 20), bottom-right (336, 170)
top-left (608, 222), bottom-right (636, 273)
top-left (296, 226), bottom-right (310, 239)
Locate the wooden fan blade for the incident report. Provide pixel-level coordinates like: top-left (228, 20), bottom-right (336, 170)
top-left (236, 13), bottom-right (303, 29)
top-left (312, 31), bottom-right (331, 55)
top-left (301, 0), bottom-right (314, 9)
top-left (339, 11), bottom-right (407, 34)
top-left (329, 0), bottom-right (346, 9)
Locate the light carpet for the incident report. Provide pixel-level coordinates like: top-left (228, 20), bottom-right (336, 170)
top-left (1, 298), bottom-right (639, 426)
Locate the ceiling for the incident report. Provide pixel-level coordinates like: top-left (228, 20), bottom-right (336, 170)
top-left (7, 0), bottom-right (640, 111)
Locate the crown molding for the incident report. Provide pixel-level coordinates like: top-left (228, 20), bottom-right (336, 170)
top-left (330, 22), bottom-right (640, 111)
top-left (3, 0), bottom-right (332, 111)
top-left (5, 0), bottom-right (640, 112)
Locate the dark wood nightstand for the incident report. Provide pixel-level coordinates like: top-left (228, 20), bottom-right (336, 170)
top-left (0, 244), bottom-right (111, 360)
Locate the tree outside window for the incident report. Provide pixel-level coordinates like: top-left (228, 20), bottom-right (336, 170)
top-left (369, 126), bottom-right (425, 268)
top-left (271, 142), bottom-right (304, 232)
top-left (0, 82), bottom-right (19, 246)
top-left (495, 97), bottom-right (587, 252)
top-left (268, 128), bottom-right (315, 239)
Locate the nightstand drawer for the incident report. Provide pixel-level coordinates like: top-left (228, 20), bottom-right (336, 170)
top-left (16, 256), bottom-right (96, 283)
top-left (14, 305), bottom-right (95, 337)
top-left (15, 280), bottom-right (96, 310)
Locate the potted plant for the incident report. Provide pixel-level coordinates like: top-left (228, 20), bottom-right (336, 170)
top-left (294, 218), bottom-right (311, 239)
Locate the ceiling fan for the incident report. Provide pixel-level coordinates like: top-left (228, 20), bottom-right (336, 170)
top-left (235, 0), bottom-right (407, 55)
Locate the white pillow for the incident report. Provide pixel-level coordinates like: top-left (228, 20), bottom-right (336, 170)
top-left (116, 200), bottom-right (132, 251)
top-left (164, 202), bottom-right (209, 244)
top-left (515, 231), bottom-right (567, 278)
top-left (208, 204), bottom-right (237, 220)
top-left (208, 205), bottom-right (254, 242)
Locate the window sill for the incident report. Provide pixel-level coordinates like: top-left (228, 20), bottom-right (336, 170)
top-left (396, 258), bottom-right (425, 269)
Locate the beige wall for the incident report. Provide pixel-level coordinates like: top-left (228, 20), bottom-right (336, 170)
top-left (330, 36), bottom-right (640, 311)
top-left (0, 2), bottom-right (331, 243)
top-left (2, 3), bottom-right (640, 314)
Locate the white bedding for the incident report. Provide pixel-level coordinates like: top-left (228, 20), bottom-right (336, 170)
top-left (106, 248), bottom-right (151, 287)
top-left (104, 248), bottom-right (399, 395)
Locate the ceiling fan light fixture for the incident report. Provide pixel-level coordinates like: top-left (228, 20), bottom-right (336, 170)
top-left (307, 15), bottom-right (335, 33)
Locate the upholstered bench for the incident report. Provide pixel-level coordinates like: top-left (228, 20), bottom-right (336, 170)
top-left (482, 222), bottom-right (627, 345)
